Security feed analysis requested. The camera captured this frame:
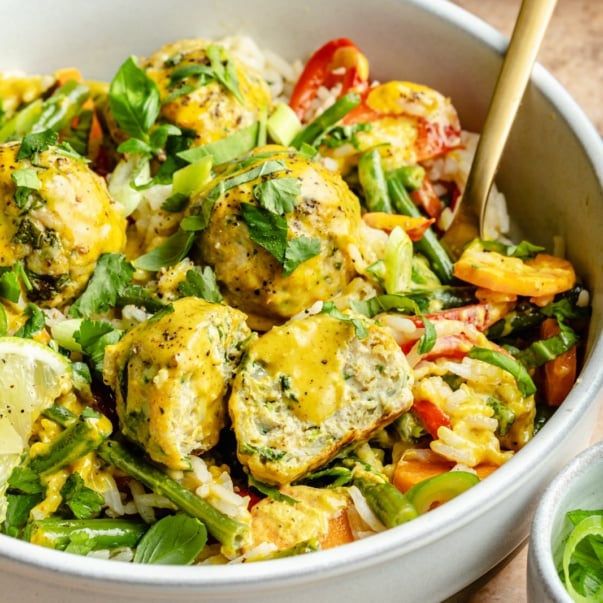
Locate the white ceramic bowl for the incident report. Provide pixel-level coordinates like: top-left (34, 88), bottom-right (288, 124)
top-left (528, 440), bottom-right (603, 602)
top-left (0, 1), bottom-right (602, 602)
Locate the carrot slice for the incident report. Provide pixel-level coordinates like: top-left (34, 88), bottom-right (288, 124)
top-left (453, 241), bottom-right (576, 297)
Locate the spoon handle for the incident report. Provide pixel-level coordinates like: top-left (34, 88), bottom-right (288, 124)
top-left (465, 0), bottom-right (558, 239)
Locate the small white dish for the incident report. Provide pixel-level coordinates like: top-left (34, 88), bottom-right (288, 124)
top-left (528, 439), bottom-right (603, 602)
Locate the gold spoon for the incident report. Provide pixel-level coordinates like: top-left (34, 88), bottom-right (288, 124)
top-left (442, 0), bottom-right (558, 256)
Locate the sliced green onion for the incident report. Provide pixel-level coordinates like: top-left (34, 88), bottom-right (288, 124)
top-left (171, 155), bottom-right (213, 196)
top-left (562, 514), bottom-right (603, 602)
top-left (177, 122), bottom-right (259, 166)
top-left (267, 102), bottom-right (302, 146)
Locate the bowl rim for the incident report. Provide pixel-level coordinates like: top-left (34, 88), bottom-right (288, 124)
top-left (529, 440), bottom-right (603, 602)
top-left (0, 0), bottom-right (603, 593)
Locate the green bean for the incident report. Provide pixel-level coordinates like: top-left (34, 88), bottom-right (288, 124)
top-left (387, 174), bottom-right (454, 283)
top-left (290, 92), bottom-right (361, 149)
top-left (358, 148), bottom-right (392, 212)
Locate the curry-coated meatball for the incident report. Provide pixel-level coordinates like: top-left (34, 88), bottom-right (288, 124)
top-left (0, 140), bottom-right (126, 307)
top-left (102, 297), bottom-right (252, 470)
top-left (192, 145), bottom-right (363, 327)
top-left (108, 38), bottom-right (272, 149)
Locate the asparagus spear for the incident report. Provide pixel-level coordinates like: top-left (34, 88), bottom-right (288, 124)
top-left (25, 517), bottom-right (147, 552)
top-left (97, 440), bottom-right (249, 551)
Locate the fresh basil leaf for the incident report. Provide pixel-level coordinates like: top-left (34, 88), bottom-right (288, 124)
top-left (134, 228), bottom-right (195, 271)
top-left (468, 346), bottom-right (537, 397)
top-left (109, 56), bottom-right (161, 141)
top-left (283, 236), bottom-right (320, 276)
top-left (253, 177), bottom-right (300, 214)
top-left (180, 215), bottom-right (207, 232)
top-left (508, 240), bottom-right (545, 259)
top-left (417, 314), bottom-right (436, 354)
top-left (178, 266), bottom-right (222, 302)
top-left (149, 123), bottom-right (181, 150)
top-left (164, 64), bottom-right (215, 103)
top-left (241, 203), bottom-right (288, 263)
top-left (516, 321), bottom-right (579, 369)
top-left (350, 293), bottom-right (421, 318)
top-left (117, 137), bottom-right (153, 156)
top-left (134, 514), bottom-right (207, 565)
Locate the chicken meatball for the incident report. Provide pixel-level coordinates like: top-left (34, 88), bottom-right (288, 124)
top-left (229, 312), bottom-right (414, 485)
top-left (103, 297), bottom-right (252, 470)
top-left (106, 38), bottom-right (272, 149)
top-left (0, 140), bottom-right (126, 307)
top-left (193, 145), bottom-right (363, 328)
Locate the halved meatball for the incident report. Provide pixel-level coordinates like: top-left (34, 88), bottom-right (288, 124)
top-left (229, 312), bottom-right (414, 485)
top-left (103, 297), bottom-right (252, 470)
top-left (0, 141), bottom-right (126, 307)
top-left (194, 145), bottom-right (363, 328)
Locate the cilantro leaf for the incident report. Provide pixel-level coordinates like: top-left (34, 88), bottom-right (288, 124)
top-left (283, 236), bottom-right (320, 276)
top-left (178, 266), bottom-right (222, 302)
top-left (14, 303), bottom-right (46, 338)
top-left (0, 264), bottom-right (26, 303)
top-left (74, 319), bottom-right (123, 373)
top-left (11, 167), bottom-right (41, 190)
top-left (60, 473), bottom-right (104, 519)
top-left (3, 493), bottom-right (43, 537)
top-left (241, 203), bottom-right (288, 263)
top-left (12, 166), bottom-right (42, 210)
top-left (7, 465), bottom-right (43, 495)
top-left (253, 177), bottom-right (300, 214)
top-left (69, 254), bottom-right (135, 318)
top-left (17, 129), bottom-right (58, 161)
top-left (109, 56), bottom-right (161, 141)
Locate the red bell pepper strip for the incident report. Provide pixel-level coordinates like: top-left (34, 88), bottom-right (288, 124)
top-left (289, 38), bottom-right (370, 120)
top-left (540, 317), bottom-right (577, 407)
top-left (412, 399), bottom-right (452, 439)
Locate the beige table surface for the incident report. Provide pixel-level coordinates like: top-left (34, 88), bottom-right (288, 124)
top-left (445, 1), bottom-right (603, 601)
